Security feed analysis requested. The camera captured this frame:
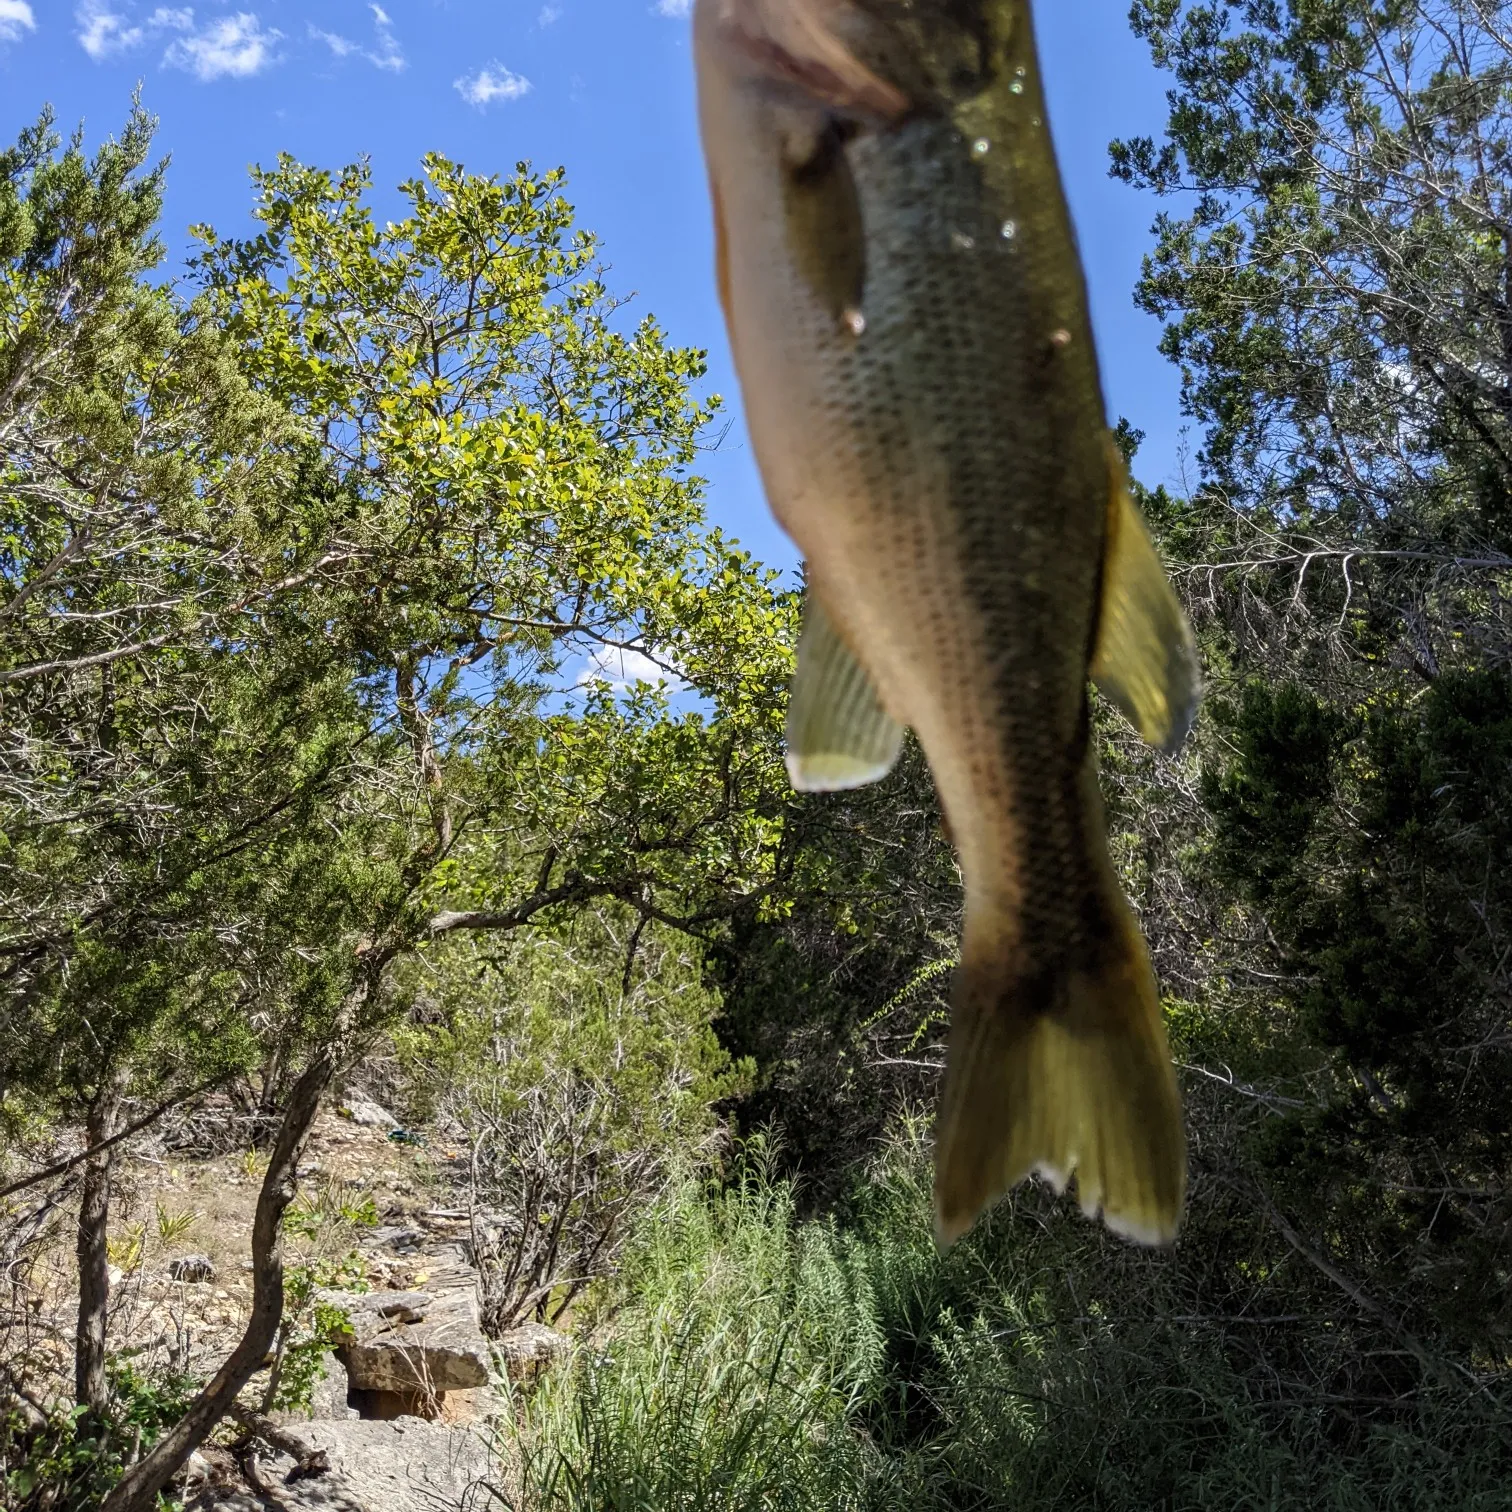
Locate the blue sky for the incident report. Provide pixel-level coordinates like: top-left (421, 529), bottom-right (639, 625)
top-left (0, 0), bottom-right (1190, 578)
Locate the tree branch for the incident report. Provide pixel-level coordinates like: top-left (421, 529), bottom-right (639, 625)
top-left (0, 1073), bottom-right (233, 1203)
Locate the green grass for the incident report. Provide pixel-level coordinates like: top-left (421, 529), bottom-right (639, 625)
top-left (490, 1132), bottom-right (1512, 1512)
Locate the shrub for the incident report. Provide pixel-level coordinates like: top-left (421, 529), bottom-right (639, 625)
top-left (490, 1131), bottom-right (1512, 1512)
top-left (1, 1358), bottom-right (198, 1511)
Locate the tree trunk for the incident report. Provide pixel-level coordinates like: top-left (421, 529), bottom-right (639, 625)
top-left (100, 1012), bottom-right (357, 1512)
top-left (255, 1041), bottom-right (285, 1128)
top-left (75, 1068), bottom-right (127, 1427)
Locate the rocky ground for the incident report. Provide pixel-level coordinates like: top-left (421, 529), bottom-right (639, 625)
top-left (4, 1096), bottom-right (569, 1510)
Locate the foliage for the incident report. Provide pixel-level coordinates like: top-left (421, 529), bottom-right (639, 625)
top-left (496, 1142), bottom-right (872, 1512)
top-left (706, 740), bottom-right (960, 1196)
top-left (2, 103), bottom-right (796, 1122)
top-left (0, 98), bottom-right (310, 1116)
top-left (0, 1357), bottom-right (196, 1511)
top-left (1115, 0), bottom-right (1512, 528)
top-left (1082, 0), bottom-right (1512, 1415)
top-left (398, 906), bottom-right (749, 1332)
top-left (496, 1135), bottom-right (1512, 1512)
top-left (10, 1), bottom-right (1512, 1494)
top-left (1, 100), bottom-right (794, 1498)
top-left (153, 1205), bottom-right (200, 1247)
top-left (1202, 670), bottom-right (1512, 1353)
top-left (283, 1180), bottom-right (380, 1249)
top-left (263, 1253), bottom-right (366, 1417)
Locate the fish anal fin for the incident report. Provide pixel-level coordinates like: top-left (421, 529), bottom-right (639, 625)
top-left (787, 593), bottom-right (905, 791)
top-left (933, 878), bottom-right (1187, 1249)
top-left (702, 0), bottom-right (911, 123)
top-left (1090, 438), bottom-right (1201, 755)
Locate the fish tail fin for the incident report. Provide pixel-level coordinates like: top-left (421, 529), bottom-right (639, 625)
top-left (933, 877), bottom-right (1186, 1250)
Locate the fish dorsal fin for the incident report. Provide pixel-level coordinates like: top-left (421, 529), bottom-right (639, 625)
top-left (787, 593), bottom-right (905, 791)
top-left (1090, 439), bottom-right (1202, 755)
top-left (703, 0), bottom-right (911, 122)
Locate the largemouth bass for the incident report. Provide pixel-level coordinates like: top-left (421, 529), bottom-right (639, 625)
top-left (694, 0), bottom-right (1200, 1245)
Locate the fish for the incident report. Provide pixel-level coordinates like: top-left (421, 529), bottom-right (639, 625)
top-left (693, 0), bottom-right (1200, 1246)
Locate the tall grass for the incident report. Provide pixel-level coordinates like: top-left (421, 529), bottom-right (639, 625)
top-left (489, 1129), bottom-right (1511, 1511)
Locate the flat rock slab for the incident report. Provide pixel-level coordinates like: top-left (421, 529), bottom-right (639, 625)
top-left (292, 1418), bottom-right (490, 1511)
top-left (329, 1286), bottom-right (492, 1393)
top-left (342, 1325), bottom-right (492, 1391)
top-left (188, 1475), bottom-right (367, 1512)
top-left (315, 1289), bottom-right (432, 1339)
top-left (186, 1418), bottom-right (490, 1512)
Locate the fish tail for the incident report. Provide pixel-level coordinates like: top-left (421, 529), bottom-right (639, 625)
top-left (933, 863), bottom-right (1186, 1249)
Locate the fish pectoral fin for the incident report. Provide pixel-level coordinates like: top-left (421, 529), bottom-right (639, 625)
top-left (781, 117), bottom-right (866, 329)
top-left (786, 594), bottom-right (905, 791)
top-left (705, 0), bottom-right (914, 330)
top-left (1090, 439), bottom-right (1202, 755)
top-left (934, 876), bottom-right (1187, 1250)
top-left (705, 0), bottom-right (912, 123)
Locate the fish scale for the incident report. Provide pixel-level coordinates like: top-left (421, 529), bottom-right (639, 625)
top-left (824, 107), bottom-right (1101, 959)
top-left (696, 0), bottom-right (1201, 1246)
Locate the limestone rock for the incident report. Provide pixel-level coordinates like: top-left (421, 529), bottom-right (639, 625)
top-left (340, 1099), bottom-right (397, 1129)
top-left (314, 1288), bottom-right (432, 1340)
top-left (495, 1321), bottom-right (570, 1384)
top-left (168, 1254), bottom-right (216, 1282)
top-left (368, 1223), bottom-right (425, 1251)
top-left (294, 1418), bottom-right (489, 1509)
top-left (337, 1286), bottom-right (491, 1393)
top-left (342, 1328), bottom-right (491, 1392)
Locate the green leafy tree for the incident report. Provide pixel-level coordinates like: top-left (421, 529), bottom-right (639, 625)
top-left (1, 109), bottom-right (797, 1507)
top-left (398, 908), bottom-right (748, 1332)
top-left (1114, 0), bottom-right (1512, 678)
top-left (1099, 0), bottom-right (1512, 1410)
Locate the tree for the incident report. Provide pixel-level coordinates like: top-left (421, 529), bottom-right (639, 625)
top-left (0, 101), bottom-right (329, 1429)
top-left (1102, 0), bottom-right (1512, 1402)
top-left (1114, 0), bottom-right (1512, 677)
top-left (708, 740), bottom-right (961, 1195)
top-left (1, 111), bottom-right (797, 1507)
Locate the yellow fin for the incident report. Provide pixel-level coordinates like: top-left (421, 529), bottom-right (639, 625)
top-left (786, 594), bottom-right (904, 791)
top-left (1090, 439), bottom-right (1201, 755)
top-left (934, 862), bottom-right (1186, 1248)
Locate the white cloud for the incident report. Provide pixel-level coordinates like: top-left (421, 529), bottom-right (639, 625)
top-left (365, 1), bottom-right (403, 70)
top-left (76, 2), bottom-right (191, 58)
top-left (76, 1), bottom-right (141, 57)
top-left (0, 0), bottom-right (35, 45)
top-left (164, 11), bottom-right (281, 78)
top-left (585, 644), bottom-right (677, 692)
top-left (537, 2), bottom-right (561, 24)
top-left (454, 61), bottom-right (530, 107)
top-left (654, 0), bottom-right (691, 15)
top-left (310, 5), bottom-right (402, 71)
top-left (309, 22), bottom-right (357, 56)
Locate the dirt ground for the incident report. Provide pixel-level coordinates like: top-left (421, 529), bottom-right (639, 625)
top-left (3, 1099), bottom-right (474, 1410)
